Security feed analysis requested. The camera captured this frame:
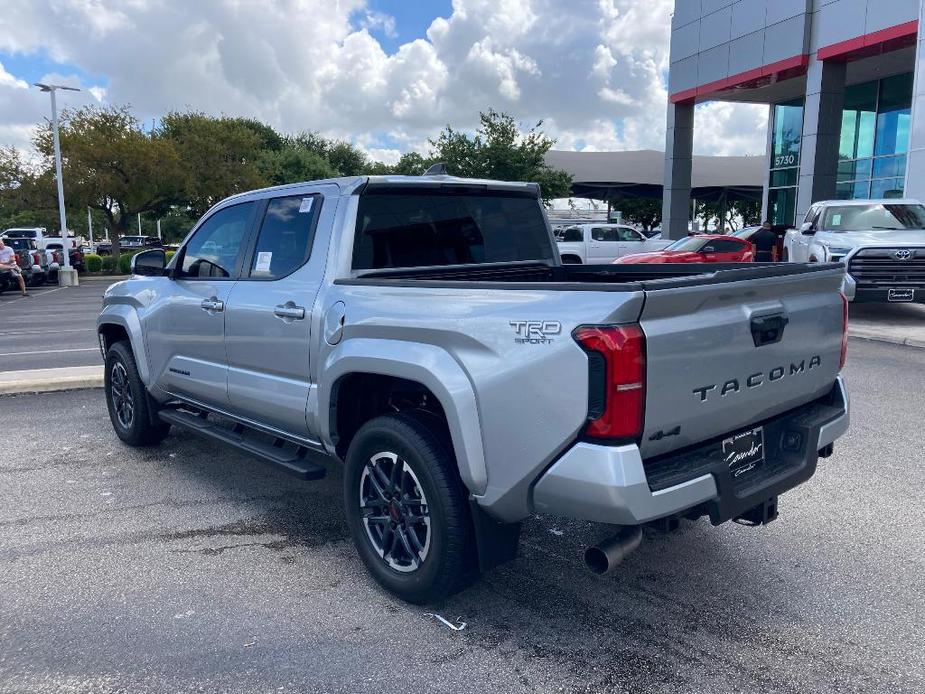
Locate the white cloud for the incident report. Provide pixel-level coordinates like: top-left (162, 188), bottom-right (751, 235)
top-left (0, 0), bottom-right (769, 159)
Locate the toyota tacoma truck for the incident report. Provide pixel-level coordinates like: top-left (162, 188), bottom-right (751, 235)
top-left (97, 174), bottom-right (850, 603)
top-left (784, 198), bottom-right (925, 303)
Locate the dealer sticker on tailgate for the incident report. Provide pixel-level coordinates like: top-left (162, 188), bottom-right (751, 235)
top-left (722, 427), bottom-right (765, 479)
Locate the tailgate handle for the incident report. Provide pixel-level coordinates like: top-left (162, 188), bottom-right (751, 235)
top-left (751, 313), bottom-right (789, 347)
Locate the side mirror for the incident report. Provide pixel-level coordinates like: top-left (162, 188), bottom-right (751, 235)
top-left (131, 249), bottom-right (166, 276)
top-left (800, 222), bottom-right (815, 235)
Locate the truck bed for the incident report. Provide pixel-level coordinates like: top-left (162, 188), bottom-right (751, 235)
top-left (340, 261), bottom-right (842, 291)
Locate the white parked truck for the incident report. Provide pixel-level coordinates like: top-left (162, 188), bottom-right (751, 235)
top-left (784, 199), bottom-right (925, 303)
top-left (555, 223), bottom-right (671, 264)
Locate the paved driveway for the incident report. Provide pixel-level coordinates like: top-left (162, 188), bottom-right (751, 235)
top-left (1, 339), bottom-right (923, 693)
top-left (0, 280), bottom-right (113, 371)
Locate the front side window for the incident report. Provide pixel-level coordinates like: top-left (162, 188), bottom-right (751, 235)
top-left (178, 202), bottom-right (254, 279)
top-left (665, 238), bottom-right (706, 252)
top-left (822, 204), bottom-right (925, 232)
top-left (249, 194), bottom-right (320, 279)
top-left (617, 227), bottom-right (642, 242)
top-left (352, 189), bottom-right (554, 270)
top-left (705, 239), bottom-right (746, 253)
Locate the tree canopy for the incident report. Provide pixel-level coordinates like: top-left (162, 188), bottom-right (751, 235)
top-left (0, 106), bottom-right (573, 254)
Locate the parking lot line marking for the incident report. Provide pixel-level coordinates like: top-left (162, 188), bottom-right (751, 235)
top-left (0, 347), bottom-right (99, 357)
top-left (0, 286), bottom-right (66, 304)
top-left (0, 328), bottom-right (95, 336)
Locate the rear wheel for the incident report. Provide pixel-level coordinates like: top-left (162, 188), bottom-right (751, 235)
top-left (344, 412), bottom-right (476, 604)
top-left (104, 341), bottom-right (170, 447)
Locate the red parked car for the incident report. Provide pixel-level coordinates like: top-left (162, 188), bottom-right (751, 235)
top-left (613, 234), bottom-right (754, 264)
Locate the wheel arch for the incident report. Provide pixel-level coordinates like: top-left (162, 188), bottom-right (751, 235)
top-left (319, 338), bottom-right (487, 495)
top-left (97, 306), bottom-right (151, 385)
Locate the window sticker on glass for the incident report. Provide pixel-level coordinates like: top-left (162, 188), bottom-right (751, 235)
top-left (298, 197), bottom-right (314, 214)
top-left (254, 251), bottom-right (273, 273)
top-left (832, 214), bottom-right (842, 226)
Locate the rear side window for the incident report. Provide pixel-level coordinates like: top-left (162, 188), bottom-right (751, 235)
top-left (249, 195), bottom-right (320, 279)
top-left (352, 189), bottom-right (554, 270)
top-left (591, 227), bottom-right (618, 241)
top-left (560, 227), bottom-right (582, 242)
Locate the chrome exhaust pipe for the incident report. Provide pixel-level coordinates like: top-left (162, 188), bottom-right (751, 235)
top-left (584, 526), bottom-right (643, 575)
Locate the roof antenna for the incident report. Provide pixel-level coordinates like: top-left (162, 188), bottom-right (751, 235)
top-left (423, 162), bottom-right (448, 176)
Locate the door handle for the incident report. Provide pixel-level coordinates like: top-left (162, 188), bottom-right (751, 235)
top-left (274, 303), bottom-right (305, 320)
top-left (200, 298), bottom-right (224, 312)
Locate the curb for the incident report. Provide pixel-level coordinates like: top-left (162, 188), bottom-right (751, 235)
top-left (0, 366), bottom-right (104, 395)
top-left (847, 328), bottom-right (925, 350)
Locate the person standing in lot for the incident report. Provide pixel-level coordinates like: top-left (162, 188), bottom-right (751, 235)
top-left (0, 238), bottom-right (29, 296)
top-left (751, 220), bottom-right (778, 262)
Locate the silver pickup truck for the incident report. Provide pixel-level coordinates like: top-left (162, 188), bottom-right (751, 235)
top-left (97, 174), bottom-right (850, 603)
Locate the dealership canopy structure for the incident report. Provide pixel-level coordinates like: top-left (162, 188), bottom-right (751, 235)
top-left (664, 0), bottom-right (925, 239)
top-left (544, 149), bottom-right (764, 203)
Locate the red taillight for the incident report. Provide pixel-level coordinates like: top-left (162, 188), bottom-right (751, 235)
top-left (573, 324), bottom-right (646, 441)
top-left (840, 292), bottom-right (848, 370)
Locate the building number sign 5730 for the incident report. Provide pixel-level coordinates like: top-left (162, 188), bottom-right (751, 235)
top-left (774, 154), bottom-right (797, 168)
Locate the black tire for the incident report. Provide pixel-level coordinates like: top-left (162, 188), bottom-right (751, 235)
top-left (104, 341), bottom-right (171, 447)
top-left (344, 412), bottom-right (477, 604)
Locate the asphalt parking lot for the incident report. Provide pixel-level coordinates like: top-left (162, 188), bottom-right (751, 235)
top-left (1, 338), bottom-right (923, 693)
top-left (0, 280), bottom-right (113, 371)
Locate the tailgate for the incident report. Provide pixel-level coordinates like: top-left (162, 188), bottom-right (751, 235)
top-left (639, 266), bottom-right (844, 459)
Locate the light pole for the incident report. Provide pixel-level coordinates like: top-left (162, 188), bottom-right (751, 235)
top-left (35, 82), bottom-right (80, 286)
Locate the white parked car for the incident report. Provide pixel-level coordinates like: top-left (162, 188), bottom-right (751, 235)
top-left (555, 223), bottom-right (672, 264)
top-left (784, 198), bottom-right (925, 303)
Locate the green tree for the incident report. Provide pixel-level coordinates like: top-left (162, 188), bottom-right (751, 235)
top-left (284, 132), bottom-right (370, 176)
top-left (428, 109), bottom-right (572, 202)
top-left (696, 198), bottom-right (761, 232)
top-left (35, 105), bottom-right (185, 260)
top-left (614, 198), bottom-right (662, 231)
top-left (390, 152), bottom-right (432, 176)
top-left (259, 147), bottom-right (335, 186)
top-left (160, 111), bottom-right (267, 217)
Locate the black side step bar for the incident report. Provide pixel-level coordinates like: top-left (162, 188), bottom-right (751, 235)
top-left (159, 408), bottom-right (328, 480)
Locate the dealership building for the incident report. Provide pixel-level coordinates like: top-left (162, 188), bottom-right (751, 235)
top-left (663, 0), bottom-right (925, 238)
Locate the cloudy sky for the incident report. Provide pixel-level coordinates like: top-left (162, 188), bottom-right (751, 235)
top-left (0, 0), bottom-right (768, 162)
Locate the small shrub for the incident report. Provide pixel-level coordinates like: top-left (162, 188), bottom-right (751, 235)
top-left (118, 251), bottom-right (140, 275)
top-left (85, 254), bottom-right (103, 273)
top-left (165, 250), bottom-right (176, 264)
top-left (101, 255), bottom-right (117, 273)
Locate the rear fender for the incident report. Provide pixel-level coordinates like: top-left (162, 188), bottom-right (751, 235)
top-left (319, 338), bottom-right (488, 495)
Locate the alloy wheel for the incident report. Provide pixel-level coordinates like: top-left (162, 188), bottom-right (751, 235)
top-left (359, 451), bottom-right (431, 573)
top-left (110, 361), bottom-right (134, 429)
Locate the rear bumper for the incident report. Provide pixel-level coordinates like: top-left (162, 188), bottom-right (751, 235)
top-left (532, 377), bottom-right (849, 526)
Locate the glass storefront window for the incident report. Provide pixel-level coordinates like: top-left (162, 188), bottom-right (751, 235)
top-left (768, 187), bottom-right (797, 225)
top-left (870, 178), bottom-right (905, 199)
top-left (837, 73), bottom-right (912, 201)
top-left (771, 100), bottom-right (803, 167)
top-left (840, 81), bottom-right (877, 160)
top-left (768, 98), bottom-right (803, 224)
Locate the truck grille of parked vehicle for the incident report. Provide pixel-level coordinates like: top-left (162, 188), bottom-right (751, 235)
top-left (847, 248), bottom-right (925, 289)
